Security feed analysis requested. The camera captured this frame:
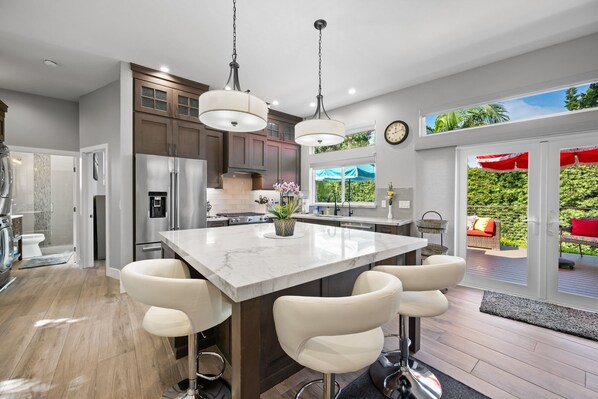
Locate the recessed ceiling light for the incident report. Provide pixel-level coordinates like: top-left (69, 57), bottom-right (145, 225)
top-left (309, 102), bottom-right (316, 107)
top-left (272, 100), bottom-right (279, 106)
top-left (348, 88), bottom-right (356, 95)
top-left (43, 59), bottom-right (58, 67)
top-left (159, 65), bottom-right (170, 73)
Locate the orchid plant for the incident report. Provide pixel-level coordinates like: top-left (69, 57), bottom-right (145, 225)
top-left (268, 181), bottom-right (302, 220)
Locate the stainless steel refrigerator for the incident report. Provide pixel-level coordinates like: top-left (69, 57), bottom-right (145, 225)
top-left (135, 154), bottom-right (207, 261)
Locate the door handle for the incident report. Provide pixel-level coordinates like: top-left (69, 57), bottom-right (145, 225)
top-left (523, 219), bottom-right (538, 223)
top-left (141, 245), bottom-right (162, 252)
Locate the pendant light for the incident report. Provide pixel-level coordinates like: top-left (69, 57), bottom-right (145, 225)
top-left (295, 19), bottom-right (345, 146)
top-left (198, 0), bottom-right (268, 132)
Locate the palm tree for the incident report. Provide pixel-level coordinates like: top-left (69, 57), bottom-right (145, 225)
top-left (427, 103), bottom-right (510, 133)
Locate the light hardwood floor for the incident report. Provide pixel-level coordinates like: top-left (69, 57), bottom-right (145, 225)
top-left (2, 260), bottom-right (598, 398)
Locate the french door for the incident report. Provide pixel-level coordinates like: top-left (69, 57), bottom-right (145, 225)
top-left (457, 132), bottom-right (598, 311)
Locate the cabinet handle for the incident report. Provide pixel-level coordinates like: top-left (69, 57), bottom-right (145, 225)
top-left (168, 143), bottom-right (172, 155)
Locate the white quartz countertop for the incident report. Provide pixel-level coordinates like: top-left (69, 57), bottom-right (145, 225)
top-left (294, 213), bottom-right (412, 226)
top-left (160, 223), bottom-right (426, 302)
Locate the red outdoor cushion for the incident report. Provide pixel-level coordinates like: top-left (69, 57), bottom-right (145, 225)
top-left (571, 219), bottom-right (598, 237)
top-left (467, 229), bottom-right (493, 238)
top-left (484, 219), bottom-right (495, 235)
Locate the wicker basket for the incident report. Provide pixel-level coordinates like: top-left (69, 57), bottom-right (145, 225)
top-left (421, 243), bottom-right (449, 257)
top-left (416, 211), bottom-right (449, 234)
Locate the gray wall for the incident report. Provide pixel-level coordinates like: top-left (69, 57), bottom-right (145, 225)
top-left (79, 79), bottom-right (122, 270)
top-left (302, 32), bottom-right (598, 253)
top-left (0, 88), bottom-right (79, 151)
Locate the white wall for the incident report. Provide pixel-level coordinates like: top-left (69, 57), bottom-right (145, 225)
top-left (302, 32), bottom-right (598, 252)
top-left (0, 88), bottom-right (79, 151)
top-left (79, 80), bottom-right (120, 270)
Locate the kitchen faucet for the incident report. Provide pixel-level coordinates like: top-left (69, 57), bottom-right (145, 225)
top-left (341, 200), bottom-right (353, 217)
top-left (327, 193), bottom-right (340, 216)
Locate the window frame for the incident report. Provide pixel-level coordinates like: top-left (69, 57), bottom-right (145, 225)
top-left (421, 79), bottom-right (598, 138)
top-left (310, 162), bottom-right (377, 208)
top-left (310, 127), bottom-right (376, 155)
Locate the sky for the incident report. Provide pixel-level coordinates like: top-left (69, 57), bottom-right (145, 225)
top-left (426, 83), bottom-right (592, 129)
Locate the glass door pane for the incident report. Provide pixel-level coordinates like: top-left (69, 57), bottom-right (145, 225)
top-left (457, 142), bottom-right (541, 297)
top-left (547, 136), bottom-right (598, 310)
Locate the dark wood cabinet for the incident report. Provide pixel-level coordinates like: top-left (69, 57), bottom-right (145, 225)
top-left (266, 110), bottom-right (301, 143)
top-left (134, 115), bottom-right (223, 188)
top-left (173, 89), bottom-right (200, 122)
top-left (134, 79), bottom-right (173, 117)
top-left (262, 141), bottom-right (281, 189)
top-left (281, 143), bottom-right (300, 184)
top-left (134, 113), bottom-right (173, 157)
top-left (173, 120), bottom-right (202, 159)
top-left (375, 224), bottom-right (413, 265)
top-left (225, 132), bottom-right (267, 172)
top-left (0, 100), bottom-right (6, 143)
top-left (253, 141), bottom-right (300, 189)
top-left (201, 128), bottom-right (224, 189)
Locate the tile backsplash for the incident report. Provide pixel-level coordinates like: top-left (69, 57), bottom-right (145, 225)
top-left (207, 174), bottom-right (277, 215)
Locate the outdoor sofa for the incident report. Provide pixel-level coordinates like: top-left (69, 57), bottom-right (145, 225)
top-left (467, 217), bottom-right (501, 250)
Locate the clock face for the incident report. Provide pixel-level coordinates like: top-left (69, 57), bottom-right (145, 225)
top-left (384, 120), bottom-right (409, 145)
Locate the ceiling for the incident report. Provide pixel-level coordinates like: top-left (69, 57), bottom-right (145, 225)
top-left (1, 0), bottom-right (598, 116)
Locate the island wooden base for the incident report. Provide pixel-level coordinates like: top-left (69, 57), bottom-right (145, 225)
top-left (166, 246), bottom-right (421, 398)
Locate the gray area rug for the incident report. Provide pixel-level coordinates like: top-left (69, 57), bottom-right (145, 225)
top-left (338, 359), bottom-right (488, 399)
top-left (480, 290), bottom-right (598, 341)
top-left (20, 252), bottom-right (73, 269)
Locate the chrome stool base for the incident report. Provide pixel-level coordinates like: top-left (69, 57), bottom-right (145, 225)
top-left (197, 351), bottom-right (227, 381)
top-left (162, 378), bottom-right (231, 399)
top-left (369, 354), bottom-right (441, 399)
top-left (295, 376), bottom-right (341, 399)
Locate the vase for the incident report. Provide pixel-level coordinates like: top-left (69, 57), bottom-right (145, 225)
top-left (274, 219), bottom-right (296, 236)
top-left (387, 204), bottom-right (393, 219)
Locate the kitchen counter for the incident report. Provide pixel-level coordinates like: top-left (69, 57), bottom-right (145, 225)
top-left (294, 213), bottom-right (412, 226)
top-left (160, 223), bottom-right (426, 398)
top-left (10, 214), bottom-right (23, 219)
top-left (160, 223), bottom-right (425, 302)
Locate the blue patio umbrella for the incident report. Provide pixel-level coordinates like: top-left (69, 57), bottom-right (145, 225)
top-left (315, 164), bottom-right (375, 200)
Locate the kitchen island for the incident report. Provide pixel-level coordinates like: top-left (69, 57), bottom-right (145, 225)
top-left (160, 222), bottom-right (427, 398)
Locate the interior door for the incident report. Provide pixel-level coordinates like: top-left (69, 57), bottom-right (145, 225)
top-left (457, 141), bottom-right (542, 298)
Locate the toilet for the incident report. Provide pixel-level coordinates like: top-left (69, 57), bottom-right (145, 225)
top-left (22, 233), bottom-right (45, 258)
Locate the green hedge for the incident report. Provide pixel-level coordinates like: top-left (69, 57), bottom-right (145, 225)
top-left (467, 164), bottom-right (598, 255)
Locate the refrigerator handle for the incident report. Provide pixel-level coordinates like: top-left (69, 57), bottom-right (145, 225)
top-left (175, 171), bottom-right (180, 230)
top-left (169, 171), bottom-right (175, 230)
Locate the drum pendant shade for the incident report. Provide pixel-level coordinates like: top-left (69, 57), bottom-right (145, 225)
top-left (198, 0), bottom-right (268, 133)
top-left (295, 118), bottom-right (345, 146)
top-left (198, 90), bottom-right (268, 132)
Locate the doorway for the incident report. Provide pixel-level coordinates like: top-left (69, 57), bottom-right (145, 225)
top-left (457, 132), bottom-right (598, 311)
top-left (11, 149), bottom-right (77, 259)
top-left (80, 145), bottom-right (111, 275)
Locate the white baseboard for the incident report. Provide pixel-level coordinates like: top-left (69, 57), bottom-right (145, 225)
top-left (106, 266), bottom-right (120, 280)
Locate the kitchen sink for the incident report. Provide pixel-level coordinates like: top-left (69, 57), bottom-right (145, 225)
top-left (313, 214), bottom-right (345, 218)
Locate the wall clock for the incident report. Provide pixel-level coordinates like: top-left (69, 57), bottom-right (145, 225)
top-left (384, 120), bottom-right (409, 145)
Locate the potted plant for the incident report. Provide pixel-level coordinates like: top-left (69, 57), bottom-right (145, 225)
top-left (268, 182), bottom-right (302, 236)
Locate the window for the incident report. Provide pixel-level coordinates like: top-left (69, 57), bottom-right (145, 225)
top-left (313, 164), bottom-right (376, 204)
top-left (314, 130), bottom-right (375, 153)
top-left (425, 81), bottom-right (598, 135)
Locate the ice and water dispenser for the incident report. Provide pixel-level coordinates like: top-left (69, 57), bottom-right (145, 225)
top-left (148, 191), bottom-right (167, 218)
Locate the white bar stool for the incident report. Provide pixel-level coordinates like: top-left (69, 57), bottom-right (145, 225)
top-left (121, 259), bottom-right (232, 399)
top-left (371, 255), bottom-right (466, 399)
top-left (273, 270), bottom-right (403, 399)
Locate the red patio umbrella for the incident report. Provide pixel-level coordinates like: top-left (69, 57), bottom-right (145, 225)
top-left (475, 147), bottom-right (598, 172)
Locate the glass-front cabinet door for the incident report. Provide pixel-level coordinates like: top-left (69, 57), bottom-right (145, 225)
top-left (134, 80), bottom-right (173, 117)
top-left (173, 89), bottom-right (200, 122)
